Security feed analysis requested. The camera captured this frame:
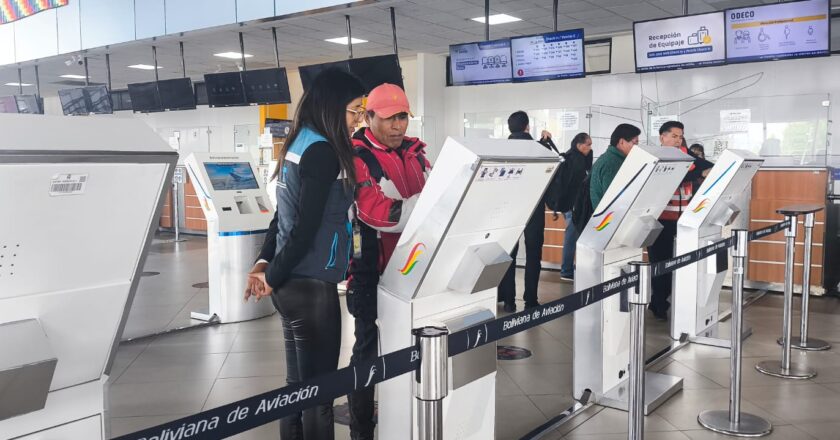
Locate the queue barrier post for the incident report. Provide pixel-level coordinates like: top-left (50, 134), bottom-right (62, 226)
top-left (413, 326), bottom-right (449, 440)
top-left (698, 229), bottom-right (772, 437)
top-left (778, 212), bottom-right (830, 351)
top-left (627, 262), bottom-right (651, 440)
top-left (757, 215), bottom-right (816, 379)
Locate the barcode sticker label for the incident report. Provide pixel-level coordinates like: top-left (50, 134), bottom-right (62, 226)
top-left (49, 174), bottom-right (88, 196)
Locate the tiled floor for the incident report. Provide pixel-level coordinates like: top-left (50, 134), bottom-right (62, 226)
top-left (109, 234), bottom-right (840, 439)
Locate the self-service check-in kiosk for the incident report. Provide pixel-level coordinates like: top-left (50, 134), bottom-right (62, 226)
top-left (185, 153), bottom-right (275, 323)
top-left (671, 150), bottom-right (763, 345)
top-left (378, 137), bottom-right (558, 440)
top-left (574, 146), bottom-right (692, 414)
top-left (0, 114), bottom-right (176, 439)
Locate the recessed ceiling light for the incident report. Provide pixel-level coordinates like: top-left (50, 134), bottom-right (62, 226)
top-left (471, 14), bottom-right (522, 25)
top-left (325, 37), bottom-right (368, 45)
top-left (60, 74), bottom-right (88, 79)
top-left (5, 82), bottom-right (32, 86)
top-left (128, 64), bottom-right (162, 70)
top-left (214, 52), bottom-right (254, 59)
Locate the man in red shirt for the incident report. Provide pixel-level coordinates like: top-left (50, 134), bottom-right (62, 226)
top-left (346, 83), bottom-right (430, 440)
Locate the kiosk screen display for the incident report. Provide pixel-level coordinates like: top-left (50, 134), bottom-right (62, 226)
top-left (511, 29), bottom-right (585, 82)
top-left (634, 12), bottom-right (726, 72)
top-left (204, 162), bottom-right (260, 191)
top-left (449, 39), bottom-right (513, 86)
top-left (725, 0), bottom-right (829, 63)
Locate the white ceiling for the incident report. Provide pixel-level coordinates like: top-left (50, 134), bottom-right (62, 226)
top-left (1, 0), bottom-right (839, 96)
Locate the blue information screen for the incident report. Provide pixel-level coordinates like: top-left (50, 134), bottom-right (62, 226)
top-left (204, 162), bottom-right (259, 191)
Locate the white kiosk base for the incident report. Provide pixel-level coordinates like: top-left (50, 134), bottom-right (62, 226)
top-left (574, 145), bottom-right (693, 415)
top-left (378, 137), bottom-right (558, 440)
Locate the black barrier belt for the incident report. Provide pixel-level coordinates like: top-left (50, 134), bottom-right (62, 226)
top-left (650, 236), bottom-right (735, 278)
top-left (448, 271), bottom-right (640, 357)
top-left (749, 219), bottom-right (792, 241)
top-left (112, 346), bottom-right (419, 440)
top-left (121, 220), bottom-right (790, 440)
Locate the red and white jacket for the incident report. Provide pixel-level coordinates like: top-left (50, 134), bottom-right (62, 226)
top-left (659, 145), bottom-right (695, 221)
top-left (347, 128), bottom-right (430, 291)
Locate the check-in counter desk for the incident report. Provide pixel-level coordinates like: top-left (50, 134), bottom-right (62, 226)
top-left (747, 168), bottom-right (827, 293)
top-left (159, 171), bottom-right (208, 233)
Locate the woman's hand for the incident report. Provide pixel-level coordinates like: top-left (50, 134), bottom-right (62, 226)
top-left (247, 272), bottom-right (273, 300)
top-left (244, 262), bottom-right (269, 302)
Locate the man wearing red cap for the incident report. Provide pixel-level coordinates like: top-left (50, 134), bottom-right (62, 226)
top-left (346, 83), bottom-right (430, 440)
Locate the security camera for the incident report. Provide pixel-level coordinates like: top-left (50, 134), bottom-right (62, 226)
top-left (77, 58), bottom-right (84, 66)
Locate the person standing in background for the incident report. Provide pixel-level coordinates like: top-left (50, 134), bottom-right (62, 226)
top-left (590, 124), bottom-right (640, 209)
top-left (497, 111), bottom-right (558, 312)
top-left (558, 133), bottom-right (593, 281)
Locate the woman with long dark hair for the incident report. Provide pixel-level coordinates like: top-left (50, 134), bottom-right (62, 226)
top-left (250, 68), bottom-right (366, 439)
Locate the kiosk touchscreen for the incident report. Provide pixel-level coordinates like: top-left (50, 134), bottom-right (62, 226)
top-left (185, 153), bottom-right (275, 323)
top-left (672, 149), bottom-right (763, 345)
top-left (574, 145), bottom-right (692, 414)
top-left (0, 114), bottom-right (176, 439)
top-left (378, 137), bottom-right (559, 440)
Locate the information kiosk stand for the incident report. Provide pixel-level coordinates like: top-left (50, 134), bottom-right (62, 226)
top-left (672, 150), bottom-right (763, 345)
top-left (574, 146), bottom-right (692, 414)
top-left (185, 153), bottom-right (276, 323)
top-left (378, 137), bottom-right (558, 440)
top-left (0, 114), bottom-right (176, 439)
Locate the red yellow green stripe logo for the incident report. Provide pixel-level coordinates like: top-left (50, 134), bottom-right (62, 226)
top-left (594, 212), bottom-right (614, 231)
top-left (692, 198), bottom-right (710, 213)
top-left (1, 0), bottom-right (67, 25)
top-left (399, 243), bottom-right (426, 275)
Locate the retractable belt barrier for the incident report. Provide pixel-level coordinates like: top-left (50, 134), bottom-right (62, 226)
top-left (115, 219), bottom-right (791, 440)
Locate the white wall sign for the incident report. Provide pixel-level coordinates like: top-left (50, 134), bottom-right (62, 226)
top-left (559, 111), bottom-right (580, 131)
top-left (650, 115), bottom-right (679, 138)
top-left (720, 109), bottom-right (751, 132)
top-left (634, 12), bottom-right (726, 72)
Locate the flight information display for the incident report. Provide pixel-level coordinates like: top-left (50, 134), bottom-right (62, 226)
top-left (725, 0), bottom-right (829, 63)
top-left (511, 29), bottom-right (585, 82)
top-left (449, 39), bottom-right (512, 86)
top-left (204, 162), bottom-right (259, 191)
top-left (634, 12), bottom-right (726, 72)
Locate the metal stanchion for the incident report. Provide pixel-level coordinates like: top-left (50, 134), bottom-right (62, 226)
top-left (627, 262), bottom-right (650, 440)
top-left (699, 230), bottom-right (772, 437)
top-left (413, 326), bottom-right (449, 440)
top-left (169, 167), bottom-right (188, 243)
top-left (779, 212), bottom-right (830, 351)
top-left (756, 215), bottom-right (816, 379)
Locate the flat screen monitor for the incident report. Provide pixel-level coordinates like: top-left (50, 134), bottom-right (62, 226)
top-left (0, 96), bottom-right (18, 113)
top-left (58, 88), bottom-right (88, 116)
top-left (204, 72), bottom-right (247, 108)
top-left (158, 78), bottom-right (196, 110)
top-left (348, 54), bottom-right (403, 91)
top-left (243, 68), bottom-right (291, 105)
top-left (194, 81), bottom-right (208, 106)
top-left (449, 38), bottom-right (513, 86)
top-left (511, 29), bottom-right (585, 82)
top-left (14, 95), bottom-right (42, 114)
top-left (110, 89), bottom-right (132, 111)
top-left (86, 85), bottom-right (113, 114)
top-left (128, 82), bottom-right (162, 113)
top-left (203, 162), bottom-right (259, 191)
top-left (725, 0), bottom-right (829, 64)
top-left (299, 60), bottom-right (352, 91)
top-left (634, 12), bottom-right (726, 72)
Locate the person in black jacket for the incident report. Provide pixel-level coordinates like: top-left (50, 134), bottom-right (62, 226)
top-left (558, 133), bottom-right (593, 281)
top-left (497, 111), bottom-right (557, 312)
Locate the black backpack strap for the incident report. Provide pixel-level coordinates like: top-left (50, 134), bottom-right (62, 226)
top-left (354, 147), bottom-right (385, 182)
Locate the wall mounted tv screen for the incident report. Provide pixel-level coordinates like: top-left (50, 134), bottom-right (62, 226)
top-left (449, 38), bottom-right (513, 86)
top-left (204, 72), bottom-right (247, 108)
top-left (243, 68), bottom-right (291, 105)
top-left (725, 0), bottom-right (830, 63)
top-left (511, 29), bottom-right (585, 82)
top-left (634, 12), bottom-right (726, 72)
top-left (158, 78), bottom-right (196, 110)
top-left (128, 82), bottom-right (162, 113)
top-left (299, 54), bottom-right (403, 93)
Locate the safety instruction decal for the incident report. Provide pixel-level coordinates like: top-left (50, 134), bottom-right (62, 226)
top-left (49, 173), bottom-right (88, 196)
top-left (477, 166), bottom-right (525, 181)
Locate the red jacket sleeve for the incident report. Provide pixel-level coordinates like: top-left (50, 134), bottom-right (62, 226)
top-left (353, 156), bottom-right (418, 233)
